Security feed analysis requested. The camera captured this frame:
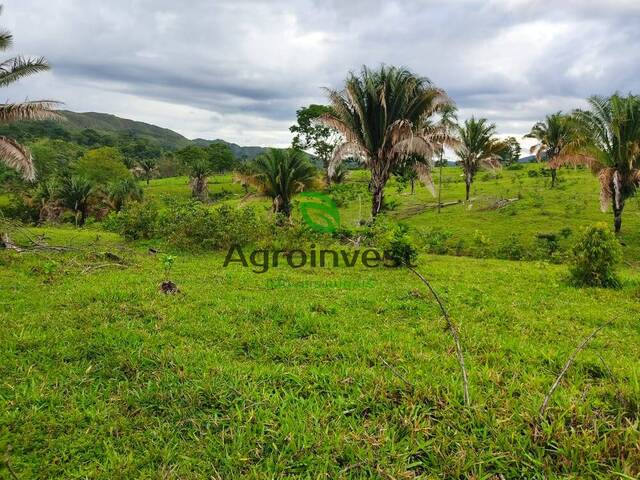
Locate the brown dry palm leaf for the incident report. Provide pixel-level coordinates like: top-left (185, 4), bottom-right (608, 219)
top-left (0, 100), bottom-right (61, 124)
top-left (0, 135), bottom-right (35, 181)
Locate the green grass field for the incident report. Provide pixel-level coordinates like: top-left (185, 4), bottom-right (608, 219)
top-left (2, 166), bottom-right (640, 478)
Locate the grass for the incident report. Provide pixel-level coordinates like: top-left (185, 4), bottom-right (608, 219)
top-left (141, 175), bottom-right (245, 203)
top-left (2, 164), bottom-right (640, 478)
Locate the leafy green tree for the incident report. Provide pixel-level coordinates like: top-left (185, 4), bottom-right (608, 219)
top-left (455, 117), bottom-right (505, 201)
top-left (29, 139), bottom-right (84, 180)
top-left (207, 142), bottom-right (236, 173)
top-left (290, 104), bottom-right (339, 183)
top-left (499, 136), bottom-right (521, 166)
top-left (525, 112), bottom-right (574, 186)
top-left (0, 7), bottom-right (59, 181)
top-left (323, 65), bottom-right (453, 217)
top-left (552, 94), bottom-right (640, 232)
top-left (58, 176), bottom-right (94, 226)
top-left (73, 147), bottom-right (131, 186)
top-left (74, 128), bottom-right (114, 148)
top-left (253, 149), bottom-right (316, 217)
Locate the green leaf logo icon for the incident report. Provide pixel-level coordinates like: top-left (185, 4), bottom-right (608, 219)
top-left (299, 192), bottom-right (340, 233)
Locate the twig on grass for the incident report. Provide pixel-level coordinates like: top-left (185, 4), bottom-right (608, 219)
top-left (377, 354), bottom-right (414, 390)
top-left (539, 322), bottom-right (611, 418)
top-left (81, 263), bottom-right (128, 274)
top-left (408, 266), bottom-right (470, 407)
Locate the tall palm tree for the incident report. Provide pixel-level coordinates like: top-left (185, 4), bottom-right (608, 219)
top-left (322, 65), bottom-right (454, 217)
top-left (551, 94), bottom-right (640, 233)
top-left (455, 117), bottom-right (505, 201)
top-left (0, 7), bottom-right (59, 181)
top-left (252, 148), bottom-right (315, 217)
top-left (525, 112), bottom-right (575, 187)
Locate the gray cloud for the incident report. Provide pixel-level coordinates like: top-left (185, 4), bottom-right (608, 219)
top-left (2, 0), bottom-right (639, 147)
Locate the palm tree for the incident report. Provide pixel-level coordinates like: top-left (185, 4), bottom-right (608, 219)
top-left (551, 94), bottom-right (640, 233)
top-left (455, 117), bottom-right (505, 201)
top-left (136, 157), bottom-right (157, 185)
top-left (252, 148), bottom-right (315, 217)
top-left (0, 7), bottom-right (59, 181)
top-left (322, 65), bottom-right (453, 217)
top-left (436, 104), bottom-right (458, 212)
top-left (105, 178), bottom-right (142, 211)
top-left (525, 112), bottom-right (575, 187)
top-left (58, 176), bottom-right (94, 226)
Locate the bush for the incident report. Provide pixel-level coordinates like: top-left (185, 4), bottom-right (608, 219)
top-left (419, 226), bottom-right (453, 254)
top-left (160, 201), bottom-right (264, 250)
top-left (569, 223), bottom-right (622, 288)
top-left (103, 201), bottom-right (160, 240)
top-left (366, 218), bottom-right (417, 266)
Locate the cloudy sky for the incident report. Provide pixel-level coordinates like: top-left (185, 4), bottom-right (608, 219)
top-left (3, 0), bottom-right (640, 148)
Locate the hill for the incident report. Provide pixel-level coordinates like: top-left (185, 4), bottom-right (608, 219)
top-left (0, 110), bottom-right (269, 158)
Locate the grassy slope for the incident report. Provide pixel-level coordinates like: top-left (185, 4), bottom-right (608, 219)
top-left (2, 166), bottom-right (640, 478)
top-left (1, 226), bottom-right (639, 478)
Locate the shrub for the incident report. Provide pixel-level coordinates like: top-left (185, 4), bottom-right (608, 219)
top-left (419, 226), bottom-right (453, 254)
top-left (497, 233), bottom-right (525, 260)
top-left (160, 201), bottom-right (264, 250)
top-left (103, 201), bottom-right (160, 240)
top-left (569, 223), bottom-right (622, 287)
top-left (367, 219), bottom-right (417, 267)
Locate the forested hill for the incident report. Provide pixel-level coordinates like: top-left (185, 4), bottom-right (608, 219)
top-left (0, 110), bottom-right (269, 158)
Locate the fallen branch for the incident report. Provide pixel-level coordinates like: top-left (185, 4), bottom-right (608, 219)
top-left (539, 322), bottom-right (610, 418)
top-left (1, 233), bottom-right (23, 252)
top-left (81, 263), bottom-right (128, 274)
top-left (408, 266), bottom-right (470, 406)
top-left (377, 354), bottom-right (414, 390)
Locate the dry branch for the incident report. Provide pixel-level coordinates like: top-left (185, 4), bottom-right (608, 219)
top-left (408, 266), bottom-right (470, 406)
top-left (539, 322), bottom-right (610, 418)
top-left (377, 354), bottom-right (414, 390)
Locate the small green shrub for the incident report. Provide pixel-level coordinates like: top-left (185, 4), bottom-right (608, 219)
top-left (497, 234), bottom-right (525, 260)
top-left (569, 223), bottom-right (622, 288)
top-left (103, 201), bottom-right (160, 240)
top-left (419, 226), bottom-right (453, 254)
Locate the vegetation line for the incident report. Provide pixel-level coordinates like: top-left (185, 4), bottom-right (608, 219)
top-left (407, 266), bottom-right (470, 406)
top-left (539, 322), bottom-right (611, 418)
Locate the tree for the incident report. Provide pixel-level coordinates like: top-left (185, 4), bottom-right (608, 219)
top-left (58, 176), bottom-right (94, 226)
top-left (525, 112), bottom-right (574, 187)
top-left (136, 157), bottom-right (157, 185)
top-left (29, 139), bottom-right (84, 180)
top-left (290, 104), bottom-right (339, 183)
top-left (252, 149), bottom-right (315, 217)
top-left (436, 104), bottom-right (458, 212)
top-left (73, 147), bottom-right (131, 186)
top-left (455, 117), bottom-right (505, 201)
top-left (0, 7), bottom-right (59, 181)
top-left (499, 136), bottom-right (521, 166)
top-left (105, 177), bottom-right (142, 212)
top-left (177, 145), bottom-right (211, 201)
top-left (207, 142), bottom-right (236, 173)
top-left (323, 65), bottom-right (453, 217)
top-left (551, 94), bottom-right (640, 233)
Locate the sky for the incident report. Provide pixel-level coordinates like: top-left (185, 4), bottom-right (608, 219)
top-left (2, 0), bottom-right (640, 149)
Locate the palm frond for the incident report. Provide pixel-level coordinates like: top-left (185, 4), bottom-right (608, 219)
top-left (0, 135), bottom-right (35, 181)
top-left (0, 56), bottom-right (50, 87)
top-left (413, 161), bottom-right (435, 195)
top-left (549, 153), bottom-right (605, 173)
top-left (0, 100), bottom-right (62, 124)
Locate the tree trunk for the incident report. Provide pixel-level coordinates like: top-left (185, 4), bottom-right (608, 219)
top-left (370, 161), bottom-right (391, 218)
top-left (465, 180), bottom-right (471, 202)
top-left (146, 176), bottom-right (150, 185)
top-left (410, 178), bottom-right (415, 195)
top-left (437, 158), bottom-right (443, 213)
top-left (192, 176), bottom-right (208, 202)
top-left (613, 202), bottom-right (624, 233)
top-left (550, 168), bottom-right (557, 187)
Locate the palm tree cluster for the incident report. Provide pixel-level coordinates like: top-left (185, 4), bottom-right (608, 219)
top-left (525, 112), bottom-right (575, 187)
